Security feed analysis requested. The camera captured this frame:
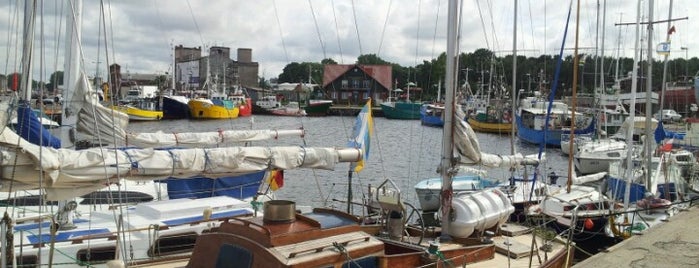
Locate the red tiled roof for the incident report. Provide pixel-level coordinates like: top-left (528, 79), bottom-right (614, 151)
top-left (322, 64), bottom-right (393, 89)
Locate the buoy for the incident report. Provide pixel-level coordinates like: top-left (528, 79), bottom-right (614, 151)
top-left (584, 218), bottom-right (594, 230)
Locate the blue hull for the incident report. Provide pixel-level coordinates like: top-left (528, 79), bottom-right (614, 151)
top-left (515, 115), bottom-right (596, 146)
top-left (420, 105), bottom-right (443, 127)
top-left (606, 176), bottom-right (678, 202)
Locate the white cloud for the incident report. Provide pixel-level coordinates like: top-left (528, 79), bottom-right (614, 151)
top-left (0, 0), bottom-right (695, 81)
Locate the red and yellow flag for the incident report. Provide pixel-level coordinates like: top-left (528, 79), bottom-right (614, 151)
top-left (267, 169), bottom-right (284, 191)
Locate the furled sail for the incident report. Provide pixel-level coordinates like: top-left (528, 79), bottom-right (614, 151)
top-left (453, 108), bottom-right (540, 168)
top-left (0, 101), bottom-right (361, 200)
top-left (71, 73), bottom-right (303, 148)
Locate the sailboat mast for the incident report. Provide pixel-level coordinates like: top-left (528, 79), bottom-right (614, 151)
top-left (567, 0), bottom-right (581, 193)
top-left (510, 0), bottom-right (518, 152)
top-left (659, 0), bottom-right (674, 117)
top-left (60, 0), bottom-right (83, 149)
top-left (20, 0), bottom-right (36, 101)
top-left (439, 0), bottom-right (459, 241)
top-left (644, 0), bottom-right (654, 189)
top-left (623, 0), bottom-right (643, 211)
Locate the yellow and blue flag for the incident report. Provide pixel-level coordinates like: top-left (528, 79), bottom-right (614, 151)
top-left (348, 99), bottom-right (374, 172)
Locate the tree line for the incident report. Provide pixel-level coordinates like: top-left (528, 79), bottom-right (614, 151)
top-left (273, 48), bottom-right (699, 101)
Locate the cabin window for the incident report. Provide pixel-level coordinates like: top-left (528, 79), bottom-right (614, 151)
top-left (607, 152), bottom-right (621, 158)
top-left (1, 195), bottom-right (58, 206)
top-left (341, 91), bottom-right (351, 100)
top-left (80, 191), bottom-right (154, 205)
top-left (147, 232), bottom-right (198, 257)
top-left (77, 246), bottom-right (117, 265)
top-left (17, 255), bottom-right (38, 267)
top-left (341, 80), bottom-right (348, 88)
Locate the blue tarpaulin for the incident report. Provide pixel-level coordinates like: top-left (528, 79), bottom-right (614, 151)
top-left (14, 103), bottom-right (61, 148)
top-left (160, 170), bottom-right (265, 200)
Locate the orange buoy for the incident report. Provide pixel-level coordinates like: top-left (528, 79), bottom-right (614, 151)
top-left (584, 218), bottom-right (594, 230)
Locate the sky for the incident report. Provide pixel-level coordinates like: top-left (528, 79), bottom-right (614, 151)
top-left (0, 0), bottom-right (696, 82)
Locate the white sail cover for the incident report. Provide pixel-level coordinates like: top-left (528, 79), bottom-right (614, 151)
top-left (453, 108), bottom-right (540, 168)
top-left (0, 102), bottom-right (361, 199)
top-left (71, 72), bottom-right (304, 148)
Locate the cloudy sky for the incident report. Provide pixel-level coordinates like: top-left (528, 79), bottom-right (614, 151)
top-left (0, 0), bottom-right (695, 82)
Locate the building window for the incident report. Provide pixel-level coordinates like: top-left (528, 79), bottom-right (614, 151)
top-left (341, 91), bottom-right (350, 100)
top-left (363, 92), bottom-right (370, 99)
top-left (331, 91), bottom-right (337, 99)
top-left (363, 80), bottom-right (371, 89)
top-left (341, 80), bottom-right (348, 89)
top-left (351, 79), bottom-right (360, 89)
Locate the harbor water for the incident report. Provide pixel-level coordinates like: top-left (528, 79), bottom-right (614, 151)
top-left (128, 115), bottom-right (572, 209)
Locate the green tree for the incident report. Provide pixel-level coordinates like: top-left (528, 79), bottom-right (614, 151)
top-left (46, 71), bottom-right (64, 92)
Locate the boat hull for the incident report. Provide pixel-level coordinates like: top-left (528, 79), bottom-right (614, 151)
top-left (515, 115), bottom-right (596, 146)
top-left (188, 99), bottom-right (240, 119)
top-left (111, 105), bottom-right (163, 121)
top-left (162, 96), bottom-right (191, 119)
top-left (303, 101), bottom-right (332, 116)
top-left (419, 104), bottom-right (445, 127)
top-left (380, 102), bottom-right (421, 119)
top-left (466, 117), bottom-right (513, 133)
top-left (238, 98), bottom-right (253, 117)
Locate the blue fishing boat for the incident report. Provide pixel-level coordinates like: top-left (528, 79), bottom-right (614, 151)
top-left (419, 103), bottom-right (444, 127)
top-left (516, 95), bottom-right (596, 146)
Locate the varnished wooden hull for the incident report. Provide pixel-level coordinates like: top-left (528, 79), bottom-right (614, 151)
top-left (467, 117), bottom-right (513, 133)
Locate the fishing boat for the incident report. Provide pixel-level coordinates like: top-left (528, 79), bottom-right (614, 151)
top-left (230, 93), bottom-right (253, 117)
top-left (111, 99), bottom-right (163, 121)
top-left (162, 94), bottom-right (192, 119)
top-left (465, 99), bottom-right (514, 133)
top-left (304, 99), bottom-right (333, 116)
top-left (188, 95), bottom-right (240, 119)
top-left (380, 97), bottom-right (421, 119)
top-left (419, 102), bottom-right (444, 127)
top-left (254, 95), bottom-right (307, 116)
top-left (188, 64), bottom-right (240, 119)
top-left (516, 94), bottom-right (596, 146)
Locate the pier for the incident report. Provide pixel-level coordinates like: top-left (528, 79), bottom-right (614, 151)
top-left (574, 205), bottom-right (699, 267)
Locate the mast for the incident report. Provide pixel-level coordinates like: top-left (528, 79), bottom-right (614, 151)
top-left (439, 0), bottom-right (458, 241)
top-left (171, 42), bottom-right (176, 93)
top-left (659, 0), bottom-right (674, 118)
top-left (20, 0), bottom-right (36, 101)
top-left (567, 0), bottom-right (581, 193)
top-left (644, 0), bottom-right (654, 189)
top-left (623, 0), bottom-right (643, 211)
top-left (60, 0), bottom-right (83, 149)
top-left (510, 0), bottom-right (518, 153)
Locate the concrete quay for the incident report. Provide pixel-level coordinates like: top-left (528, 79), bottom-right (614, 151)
top-left (574, 205), bottom-right (699, 268)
